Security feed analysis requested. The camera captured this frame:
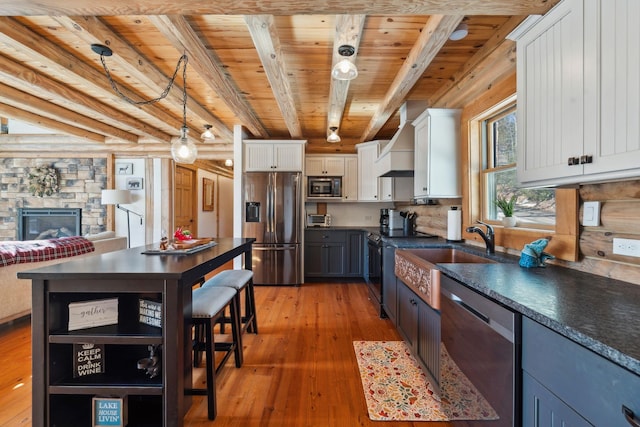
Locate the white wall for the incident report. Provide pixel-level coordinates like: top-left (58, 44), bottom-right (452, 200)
top-left (217, 175), bottom-right (234, 237)
top-left (113, 158), bottom-right (146, 248)
top-left (197, 169), bottom-right (218, 237)
top-left (304, 202), bottom-right (393, 227)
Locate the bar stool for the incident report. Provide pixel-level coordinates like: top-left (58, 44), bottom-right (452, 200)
top-left (202, 269), bottom-right (258, 334)
top-left (190, 286), bottom-right (243, 420)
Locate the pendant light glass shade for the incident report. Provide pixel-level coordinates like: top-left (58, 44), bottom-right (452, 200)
top-left (171, 126), bottom-right (198, 164)
top-left (201, 124), bottom-right (215, 141)
top-left (332, 44), bottom-right (358, 81)
top-left (327, 126), bottom-right (341, 143)
top-left (332, 59), bottom-right (358, 81)
top-left (449, 23), bottom-right (469, 41)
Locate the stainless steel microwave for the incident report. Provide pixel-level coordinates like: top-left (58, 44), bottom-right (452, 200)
top-left (307, 176), bottom-right (342, 198)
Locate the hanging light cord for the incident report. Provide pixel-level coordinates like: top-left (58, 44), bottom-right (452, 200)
top-left (97, 52), bottom-right (188, 107)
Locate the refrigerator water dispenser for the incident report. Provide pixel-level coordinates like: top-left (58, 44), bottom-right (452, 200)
top-left (245, 202), bottom-right (260, 222)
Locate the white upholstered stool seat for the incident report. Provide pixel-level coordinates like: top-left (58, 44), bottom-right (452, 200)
top-left (202, 269), bottom-right (258, 334)
top-left (190, 285), bottom-right (243, 420)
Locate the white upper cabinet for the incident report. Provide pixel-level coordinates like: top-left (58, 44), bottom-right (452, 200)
top-left (244, 140), bottom-right (305, 172)
top-left (305, 155), bottom-right (345, 176)
top-left (412, 108), bottom-right (462, 199)
top-left (516, 0), bottom-right (640, 186)
top-left (342, 156), bottom-right (358, 200)
top-left (356, 141), bottom-right (380, 201)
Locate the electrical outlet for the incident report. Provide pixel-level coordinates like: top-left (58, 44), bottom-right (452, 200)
top-left (364, 215), bottom-right (372, 221)
top-left (613, 238), bottom-right (640, 257)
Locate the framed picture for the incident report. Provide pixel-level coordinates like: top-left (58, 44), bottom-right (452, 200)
top-left (126, 177), bottom-right (143, 190)
top-left (116, 162), bottom-right (133, 175)
top-left (203, 178), bottom-right (214, 211)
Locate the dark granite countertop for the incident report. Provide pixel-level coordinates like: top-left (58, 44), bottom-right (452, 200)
top-left (382, 236), bottom-right (640, 376)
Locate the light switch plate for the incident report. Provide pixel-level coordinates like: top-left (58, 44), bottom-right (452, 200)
top-left (582, 201), bottom-right (600, 226)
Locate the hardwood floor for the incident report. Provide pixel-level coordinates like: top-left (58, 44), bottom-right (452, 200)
top-left (0, 281), bottom-right (456, 426)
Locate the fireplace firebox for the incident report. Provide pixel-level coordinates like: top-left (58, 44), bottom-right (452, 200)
top-left (17, 208), bottom-right (82, 241)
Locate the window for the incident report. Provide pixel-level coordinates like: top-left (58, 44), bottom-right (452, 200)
top-left (481, 103), bottom-right (555, 227)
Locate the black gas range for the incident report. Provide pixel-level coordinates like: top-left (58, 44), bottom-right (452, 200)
top-left (365, 228), bottom-right (437, 317)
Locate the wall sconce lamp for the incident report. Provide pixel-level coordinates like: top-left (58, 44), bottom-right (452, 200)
top-left (91, 43), bottom-right (197, 164)
top-left (332, 44), bottom-right (358, 81)
top-left (101, 189), bottom-right (143, 248)
top-left (327, 126), bottom-right (341, 143)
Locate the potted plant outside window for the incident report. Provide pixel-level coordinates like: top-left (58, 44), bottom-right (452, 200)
top-left (494, 195), bottom-right (517, 227)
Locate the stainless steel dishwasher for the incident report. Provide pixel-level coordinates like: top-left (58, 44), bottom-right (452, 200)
top-left (440, 275), bottom-right (520, 427)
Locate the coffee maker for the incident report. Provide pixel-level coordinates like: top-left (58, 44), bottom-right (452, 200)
top-left (379, 208), bottom-right (389, 229)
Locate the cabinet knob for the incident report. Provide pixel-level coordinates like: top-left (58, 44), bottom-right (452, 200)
top-left (580, 155), bottom-right (593, 164)
top-left (409, 298), bottom-right (417, 306)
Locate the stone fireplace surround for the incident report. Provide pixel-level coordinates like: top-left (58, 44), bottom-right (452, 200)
top-left (0, 157), bottom-right (108, 241)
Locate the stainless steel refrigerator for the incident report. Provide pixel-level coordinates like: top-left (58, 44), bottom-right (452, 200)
top-left (243, 171), bottom-right (302, 285)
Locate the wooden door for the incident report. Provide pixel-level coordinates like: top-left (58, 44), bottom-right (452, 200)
top-left (174, 165), bottom-right (197, 237)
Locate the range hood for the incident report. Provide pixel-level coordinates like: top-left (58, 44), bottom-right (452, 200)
top-left (376, 100), bottom-right (427, 177)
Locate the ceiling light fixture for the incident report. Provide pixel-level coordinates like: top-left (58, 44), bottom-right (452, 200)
top-left (332, 44), bottom-right (358, 81)
top-left (224, 159), bottom-right (234, 167)
top-left (201, 124), bottom-right (215, 141)
top-left (449, 23), bottom-right (469, 41)
top-left (327, 126), bottom-right (341, 143)
top-left (91, 43), bottom-right (197, 164)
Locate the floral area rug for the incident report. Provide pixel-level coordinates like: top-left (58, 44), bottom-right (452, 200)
top-left (353, 340), bottom-right (499, 421)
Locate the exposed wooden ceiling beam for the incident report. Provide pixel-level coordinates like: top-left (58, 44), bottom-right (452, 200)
top-left (360, 14), bottom-right (463, 142)
top-left (327, 15), bottom-right (366, 136)
top-left (0, 54), bottom-right (172, 142)
top-left (148, 15), bottom-right (267, 138)
top-left (0, 0), bottom-right (560, 17)
top-left (0, 17), bottom-right (184, 137)
top-left (244, 15), bottom-right (301, 138)
top-left (0, 103), bottom-right (106, 142)
top-left (52, 16), bottom-right (232, 142)
top-left (428, 15), bottom-right (524, 107)
top-left (0, 82), bottom-right (138, 142)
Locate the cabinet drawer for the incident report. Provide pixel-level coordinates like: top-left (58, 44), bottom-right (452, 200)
top-left (522, 317), bottom-right (640, 426)
top-left (304, 230), bottom-right (346, 243)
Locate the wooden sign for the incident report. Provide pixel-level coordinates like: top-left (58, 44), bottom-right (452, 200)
top-left (139, 299), bottom-right (162, 328)
top-left (68, 298), bottom-right (118, 331)
top-left (92, 396), bottom-right (127, 427)
top-left (73, 343), bottom-right (105, 378)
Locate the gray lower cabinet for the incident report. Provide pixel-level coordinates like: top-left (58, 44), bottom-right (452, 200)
top-left (304, 229), bottom-right (363, 278)
top-left (382, 245), bottom-right (397, 323)
top-left (395, 279), bottom-right (440, 383)
top-left (522, 317), bottom-right (640, 427)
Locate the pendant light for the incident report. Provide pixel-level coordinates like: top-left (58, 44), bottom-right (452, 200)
top-left (449, 23), bottom-right (469, 41)
top-left (332, 45), bottom-right (358, 81)
top-left (201, 124), bottom-right (215, 141)
top-left (91, 43), bottom-right (197, 164)
top-left (327, 126), bottom-right (341, 143)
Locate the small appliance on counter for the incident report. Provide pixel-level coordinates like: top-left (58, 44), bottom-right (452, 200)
top-left (388, 209), bottom-right (403, 229)
top-left (307, 213), bottom-right (331, 227)
top-left (379, 208), bottom-right (389, 228)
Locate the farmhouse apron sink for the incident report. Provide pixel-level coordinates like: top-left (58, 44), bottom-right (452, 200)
top-left (394, 248), bottom-right (496, 310)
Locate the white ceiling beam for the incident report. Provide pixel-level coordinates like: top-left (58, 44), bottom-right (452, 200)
top-left (360, 14), bottom-right (463, 142)
top-left (244, 15), bottom-right (302, 138)
top-left (327, 15), bottom-right (366, 137)
top-left (0, 103), bottom-right (106, 142)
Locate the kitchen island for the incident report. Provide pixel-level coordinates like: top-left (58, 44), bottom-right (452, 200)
top-left (18, 237), bottom-right (254, 427)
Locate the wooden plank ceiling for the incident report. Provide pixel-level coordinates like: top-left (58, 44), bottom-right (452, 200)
top-left (0, 1), bottom-right (559, 160)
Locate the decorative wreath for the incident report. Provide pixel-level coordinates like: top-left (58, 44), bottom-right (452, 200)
top-left (27, 165), bottom-right (60, 197)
